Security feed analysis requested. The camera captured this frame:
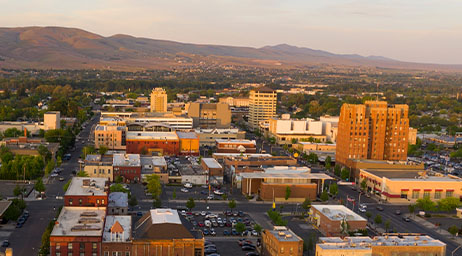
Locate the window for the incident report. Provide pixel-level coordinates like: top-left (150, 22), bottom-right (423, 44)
top-left (423, 191), bottom-right (430, 198)
top-left (79, 199), bottom-right (82, 205)
top-left (104, 252), bottom-right (109, 256)
top-left (69, 199), bottom-right (73, 205)
top-left (69, 253), bottom-right (73, 256)
top-left (412, 190), bottom-right (420, 199)
top-left (446, 191), bottom-right (454, 198)
top-left (125, 252), bottom-right (130, 256)
top-left (68, 243), bottom-right (73, 250)
top-left (80, 243), bottom-right (85, 251)
top-left (434, 191), bottom-right (442, 199)
top-left (56, 253), bottom-right (60, 256)
top-left (56, 243), bottom-right (61, 250)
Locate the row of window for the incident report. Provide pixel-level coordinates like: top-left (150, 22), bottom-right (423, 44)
top-left (68, 198), bottom-right (105, 206)
top-left (402, 190), bottom-right (454, 199)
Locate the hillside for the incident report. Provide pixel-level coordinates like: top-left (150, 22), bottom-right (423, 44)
top-left (0, 26), bottom-right (461, 71)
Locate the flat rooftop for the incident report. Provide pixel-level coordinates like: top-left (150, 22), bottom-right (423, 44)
top-left (298, 142), bottom-right (336, 146)
top-left (103, 215), bottom-right (131, 242)
top-left (126, 131), bottom-right (178, 140)
top-left (195, 128), bottom-right (241, 134)
top-left (141, 156), bottom-right (167, 167)
top-left (267, 228), bottom-right (302, 242)
top-left (263, 166), bottom-right (310, 173)
top-left (317, 235), bottom-right (446, 249)
top-left (108, 192), bottom-right (128, 208)
top-left (202, 158), bottom-right (222, 169)
top-left (240, 172), bottom-right (333, 180)
top-left (65, 177), bottom-right (108, 196)
top-left (150, 208), bottom-right (182, 224)
top-left (311, 205), bottom-right (366, 222)
top-left (215, 139), bottom-right (256, 144)
top-left (363, 169), bottom-right (462, 182)
top-left (113, 153), bottom-right (141, 167)
top-left (51, 207), bottom-right (106, 237)
top-left (213, 153), bottom-right (272, 158)
top-left (95, 125), bottom-right (125, 131)
top-left (85, 154), bottom-right (101, 162)
top-left (176, 132), bottom-right (198, 139)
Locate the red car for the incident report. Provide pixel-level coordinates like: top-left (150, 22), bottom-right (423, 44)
top-left (198, 222), bottom-right (205, 227)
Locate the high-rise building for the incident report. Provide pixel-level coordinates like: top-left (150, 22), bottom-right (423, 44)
top-left (248, 87), bottom-right (277, 130)
top-left (44, 111), bottom-right (60, 130)
top-left (187, 102), bottom-right (231, 128)
top-left (150, 88), bottom-right (167, 113)
top-left (336, 101), bottom-right (409, 167)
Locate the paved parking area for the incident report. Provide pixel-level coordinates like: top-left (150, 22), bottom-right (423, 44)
top-left (206, 237), bottom-right (260, 256)
top-left (164, 185), bottom-right (232, 201)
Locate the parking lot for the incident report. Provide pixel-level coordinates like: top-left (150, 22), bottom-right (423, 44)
top-left (164, 185), bottom-right (232, 201)
top-left (205, 238), bottom-right (260, 256)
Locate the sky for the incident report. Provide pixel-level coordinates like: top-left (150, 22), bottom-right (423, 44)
top-left (1, 0), bottom-right (461, 64)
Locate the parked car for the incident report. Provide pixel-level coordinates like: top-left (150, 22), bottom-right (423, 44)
top-left (359, 207), bottom-right (366, 213)
top-left (59, 176), bottom-right (65, 181)
top-left (213, 190), bottom-right (224, 195)
top-left (395, 210), bottom-right (401, 215)
top-left (205, 220), bottom-right (212, 227)
top-left (402, 216), bottom-right (411, 222)
top-left (359, 203), bottom-right (367, 209)
top-left (246, 252), bottom-right (259, 256)
top-left (242, 245), bottom-right (256, 251)
top-left (207, 195), bottom-right (215, 200)
top-left (184, 182), bottom-right (193, 189)
top-left (376, 205), bottom-right (384, 211)
top-left (251, 230), bottom-right (259, 236)
top-left (203, 229), bottom-right (210, 236)
top-left (1, 240), bottom-right (9, 247)
top-left (223, 229), bottom-right (230, 236)
top-left (180, 188), bottom-right (189, 193)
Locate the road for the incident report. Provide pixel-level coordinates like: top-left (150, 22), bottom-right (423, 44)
top-left (6, 113), bottom-right (100, 256)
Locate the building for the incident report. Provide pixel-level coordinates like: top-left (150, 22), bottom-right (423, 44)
top-left (125, 131), bottom-right (179, 155)
top-left (132, 209), bottom-right (204, 256)
top-left (409, 127), bottom-right (418, 145)
top-left (44, 111), bottom-right (60, 130)
top-left (94, 125), bottom-right (126, 150)
top-left (316, 236), bottom-right (446, 256)
top-left (50, 206), bottom-right (106, 256)
top-left (240, 168), bottom-right (333, 202)
top-left (224, 155), bottom-right (298, 179)
top-left (309, 205), bottom-right (367, 236)
top-left (187, 102), bottom-right (232, 128)
top-left (267, 114), bottom-right (325, 144)
top-left (292, 142), bottom-right (336, 154)
top-left (107, 192), bottom-right (128, 215)
top-left (195, 128), bottom-right (246, 147)
top-left (0, 137), bottom-right (59, 158)
top-left (336, 101), bottom-right (410, 169)
top-left (201, 158), bottom-right (223, 184)
top-left (359, 168), bottom-right (462, 203)
top-left (84, 154), bottom-right (114, 181)
top-left (102, 215), bottom-right (132, 256)
top-left (100, 112), bottom-right (194, 130)
top-left (150, 88), bottom-right (168, 113)
top-left (141, 156), bottom-right (169, 183)
top-left (177, 132), bottom-right (200, 156)
top-left (218, 97), bottom-right (250, 107)
top-left (320, 115), bottom-right (339, 143)
top-left (248, 87), bottom-right (277, 130)
top-left (262, 226), bottom-right (303, 256)
top-left (216, 139), bottom-right (257, 153)
top-left (178, 163), bottom-right (208, 185)
top-left (64, 177), bottom-right (109, 207)
top-left (113, 154), bottom-right (142, 183)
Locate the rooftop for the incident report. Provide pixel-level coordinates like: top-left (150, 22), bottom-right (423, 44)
top-left (113, 154), bottom-right (141, 167)
top-left (311, 205), bottom-right (366, 222)
top-left (363, 169), bottom-right (462, 182)
top-left (108, 192), bottom-right (128, 208)
top-left (0, 200), bottom-right (12, 217)
top-left (195, 128), bottom-right (242, 134)
top-left (140, 156), bottom-right (167, 167)
top-left (267, 227), bottom-right (302, 242)
top-left (202, 158), bottom-right (222, 169)
top-left (216, 139), bottom-right (256, 144)
top-left (103, 215), bottom-right (132, 242)
top-left (95, 124), bottom-right (125, 131)
top-left (126, 131), bottom-right (178, 140)
top-left (263, 166), bottom-right (311, 173)
top-left (317, 235), bottom-right (446, 249)
top-left (64, 177), bottom-right (108, 196)
top-left (240, 172), bottom-right (333, 180)
top-left (51, 207), bottom-right (106, 237)
top-left (176, 131), bottom-right (198, 139)
top-left (85, 154), bottom-right (101, 162)
top-left (213, 153), bottom-right (272, 158)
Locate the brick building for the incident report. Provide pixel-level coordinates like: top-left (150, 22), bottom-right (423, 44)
top-left (262, 226), bottom-right (303, 256)
top-left (64, 178), bottom-right (109, 207)
top-left (215, 139), bottom-right (257, 153)
top-left (177, 132), bottom-right (200, 156)
top-left (102, 215), bottom-right (132, 256)
top-left (309, 205), bottom-right (367, 236)
top-left (113, 154), bottom-right (141, 183)
top-left (94, 125), bottom-right (126, 150)
top-left (125, 131), bottom-right (179, 155)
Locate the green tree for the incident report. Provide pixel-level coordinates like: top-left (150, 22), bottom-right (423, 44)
top-left (416, 197), bottom-right (436, 211)
top-left (35, 178), bottom-right (46, 194)
top-left (114, 175), bottom-right (123, 183)
top-left (228, 199), bottom-right (236, 211)
top-left (146, 174), bottom-right (162, 199)
top-left (361, 179), bottom-right (367, 191)
top-left (186, 197), bottom-right (195, 211)
top-left (235, 222), bottom-right (246, 234)
top-left (325, 156), bottom-right (332, 170)
top-left (341, 168), bottom-right (350, 181)
top-left (285, 186), bottom-right (292, 200)
top-left (385, 220), bottom-right (391, 232)
top-left (437, 197), bottom-right (461, 211)
top-left (129, 195), bottom-right (138, 207)
top-left (320, 190), bottom-right (329, 201)
top-left (253, 224), bottom-right (262, 234)
top-left (308, 153), bottom-right (318, 164)
top-left (45, 160), bottom-right (55, 175)
top-left (301, 198), bottom-right (311, 214)
top-left (222, 194), bottom-right (228, 200)
top-left (98, 146), bottom-right (108, 155)
top-left (153, 197), bottom-right (162, 208)
top-left (448, 225), bottom-right (459, 237)
top-left (291, 138), bottom-right (298, 144)
top-left (334, 165), bottom-right (341, 176)
top-left (365, 212), bottom-right (372, 221)
top-left (81, 145), bottom-right (96, 158)
top-left (37, 145), bottom-right (52, 162)
top-left (110, 184), bottom-right (129, 193)
top-left (63, 179), bottom-right (71, 192)
top-left (172, 188), bottom-right (177, 200)
top-left (329, 183), bottom-right (338, 196)
top-left (408, 204), bottom-right (416, 217)
top-left (56, 156), bottom-right (62, 167)
top-left (13, 185), bottom-right (23, 197)
top-left (374, 214), bottom-right (382, 225)
top-left (76, 171), bottom-right (89, 177)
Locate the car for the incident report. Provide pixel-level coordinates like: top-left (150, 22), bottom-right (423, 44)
top-left (242, 245), bottom-right (256, 251)
top-left (223, 230), bottom-right (230, 236)
top-left (16, 222), bottom-right (23, 228)
top-left (184, 182), bottom-right (193, 189)
top-left (204, 248), bottom-right (217, 254)
top-left (205, 220), bottom-right (212, 227)
top-left (205, 245), bottom-right (217, 250)
top-left (198, 222), bottom-right (205, 227)
top-left (136, 212), bottom-right (143, 216)
top-left (376, 205), bottom-right (384, 211)
top-left (365, 193), bottom-right (371, 198)
top-left (201, 211), bottom-right (207, 216)
top-left (232, 229), bottom-right (239, 236)
top-left (59, 176), bottom-right (65, 181)
top-left (23, 211), bottom-right (29, 217)
top-left (50, 173), bottom-right (58, 178)
top-left (17, 217), bottom-right (25, 224)
top-left (238, 211), bottom-right (244, 217)
top-left (212, 221), bottom-right (218, 227)
top-left (206, 213), bottom-right (218, 219)
top-left (1, 240), bottom-right (9, 247)
top-left (201, 184), bottom-right (209, 189)
top-left (213, 190), bottom-right (224, 195)
top-left (207, 195), bottom-right (214, 200)
top-left (359, 203), bottom-right (367, 209)
top-left (78, 159), bottom-right (84, 164)
top-left (206, 254), bottom-right (220, 256)
top-left (191, 220), bottom-right (198, 226)
top-left (403, 216), bottom-right (411, 222)
top-left (246, 252), bottom-right (259, 256)
top-left (203, 229), bottom-right (210, 236)
top-left (210, 228), bottom-right (216, 236)
top-left (201, 191), bottom-right (208, 195)
top-left (395, 210), bottom-right (401, 215)
top-left (180, 188), bottom-right (189, 193)
top-left (358, 207), bottom-right (366, 213)
top-left (251, 230), bottom-right (259, 236)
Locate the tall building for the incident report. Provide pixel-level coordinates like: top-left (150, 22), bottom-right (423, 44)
top-left (248, 87), bottom-right (277, 130)
top-left (150, 88), bottom-right (168, 113)
top-left (336, 101), bottom-right (409, 168)
top-left (44, 111), bottom-right (60, 130)
top-left (187, 102), bottom-right (231, 128)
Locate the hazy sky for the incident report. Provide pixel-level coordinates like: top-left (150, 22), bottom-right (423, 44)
top-left (1, 0), bottom-right (461, 64)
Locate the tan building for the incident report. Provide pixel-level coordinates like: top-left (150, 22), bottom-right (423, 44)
top-left (219, 97), bottom-right (250, 107)
top-left (188, 102), bottom-right (231, 128)
top-left (84, 154), bottom-right (114, 181)
top-left (409, 127), bottom-right (418, 145)
top-left (336, 101), bottom-right (410, 168)
top-left (150, 87), bottom-right (168, 113)
top-left (44, 111), bottom-right (60, 130)
top-left (267, 114), bottom-right (325, 145)
top-left (359, 168), bottom-right (462, 203)
top-left (347, 159), bottom-right (424, 180)
top-left (216, 139), bottom-right (257, 153)
top-left (262, 226), bottom-right (303, 256)
top-left (195, 128), bottom-right (246, 147)
top-left (292, 142), bottom-right (336, 154)
top-left (94, 125), bottom-right (126, 150)
top-left (320, 115), bottom-right (339, 143)
top-left (249, 87), bottom-right (277, 130)
top-left (309, 205), bottom-right (367, 236)
top-left (316, 236), bottom-right (446, 256)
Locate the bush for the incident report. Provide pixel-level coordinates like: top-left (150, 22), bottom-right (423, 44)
top-left (267, 209), bottom-right (288, 226)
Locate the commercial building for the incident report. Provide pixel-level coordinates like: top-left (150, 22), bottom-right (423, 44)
top-left (150, 87), bottom-right (168, 113)
top-left (336, 101), bottom-right (410, 169)
top-left (125, 131), bottom-right (179, 155)
top-left (0, 137), bottom-right (59, 158)
top-left (267, 114), bottom-right (325, 144)
top-left (177, 132), bottom-right (200, 156)
top-left (50, 206), bottom-right (106, 256)
top-left (359, 168), bottom-right (462, 203)
top-left (216, 139), bottom-right (257, 153)
top-left (100, 112), bottom-right (194, 130)
top-left (262, 226), bottom-right (303, 256)
top-left (94, 125), bottom-right (126, 150)
top-left (409, 127), bottom-right (418, 145)
top-left (107, 192), bottom-right (128, 215)
top-left (201, 158), bottom-right (223, 184)
top-left (249, 87), bottom-right (277, 130)
top-left (195, 128), bottom-right (246, 147)
top-left (309, 205), bottom-right (367, 236)
top-left (292, 142), bottom-right (336, 154)
top-left (219, 97), bottom-right (250, 107)
top-left (320, 115), bottom-right (339, 143)
top-left (64, 177), bottom-right (109, 207)
top-left (113, 154), bottom-right (142, 183)
top-left (84, 154), bottom-right (114, 181)
top-left (132, 209), bottom-right (204, 256)
top-left (224, 155), bottom-right (298, 176)
top-left (44, 111), bottom-right (60, 130)
top-left (102, 215), bottom-right (132, 256)
top-left (141, 156), bottom-right (169, 183)
top-left (316, 236), bottom-right (446, 256)
top-left (187, 102), bottom-right (232, 128)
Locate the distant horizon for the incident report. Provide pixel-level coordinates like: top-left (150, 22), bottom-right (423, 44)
top-left (1, 0), bottom-right (461, 65)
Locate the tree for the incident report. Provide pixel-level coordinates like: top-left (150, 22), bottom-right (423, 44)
top-left (325, 156), bottom-right (332, 170)
top-left (320, 190), bottom-right (329, 201)
top-left (128, 195), bottom-right (138, 207)
top-left (291, 138), bottom-right (298, 144)
top-left (35, 178), bottom-right (46, 197)
top-left (76, 171), bottom-right (89, 177)
top-left (365, 212), bottom-right (372, 221)
top-left (301, 198), bottom-right (311, 214)
top-left (253, 224), bottom-right (262, 234)
top-left (63, 180), bottom-right (71, 192)
top-left (153, 197), bottom-right (162, 208)
top-left (114, 175), bottom-right (123, 183)
top-left (235, 222), bottom-right (246, 234)
top-left (416, 197), bottom-right (436, 211)
top-left (341, 168), bottom-right (350, 181)
top-left (98, 146), bottom-right (108, 155)
top-left (222, 194), bottom-right (228, 200)
top-left (285, 186), bottom-right (292, 200)
top-left (37, 145), bottom-right (52, 162)
top-left (448, 225), bottom-right (459, 237)
top-left (146, 174), bottom-right (162, 199)
top-left (374, 214), bottom-right (382, 225)
top-left (385, 220), bottom-right (391, 232)
top-left (110, 184), bottom-right (129, 193)
top-left (308, 153), bottom-right (318, 164)
top-left (340, 218), bottom-right (349, 235)
top-left (186, 198), bottom-right (195, 211)
top-left (334, 165), bottom-right (341, 177)
top-left (228, 199), bottom-right (236, 211)
top-left (13, 185), bottom-right (23, 198)
top-left (437, 197), bottom-right (461, 211)
top-left (329, 183), bottom-right (338, 196)
top-left (172, 188), bottom-right (177, 200)
top-left (361, 179), bottom-right (367, 191)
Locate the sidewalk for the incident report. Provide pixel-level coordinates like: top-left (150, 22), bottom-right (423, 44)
top-left (408, 214), bottom-right (462, 244)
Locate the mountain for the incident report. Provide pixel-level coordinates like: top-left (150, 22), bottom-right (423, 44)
top-left (0, 26), bottom-right (461, 71)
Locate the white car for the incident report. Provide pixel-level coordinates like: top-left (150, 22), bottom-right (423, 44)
top-left (50, 173), bottom-right (58, 177)
top-left (251, 230), bottom-right (259, 236)
top-left (180, 188), bottom-right (189, 193)
top-left (213, 190), bottom-right (224, 195)
top-left (359, 203), bottom-right (367, 209)
top-left (206, 214), bottom-right (218, 219)
top-left (184, 183), bottom-right (193, 189)
top-left (200, 211), bottom-right (207, 216)
top-left (359, 207), bottom-right (367, 213)
top-left (204, 220), bottom-right (212, 227)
